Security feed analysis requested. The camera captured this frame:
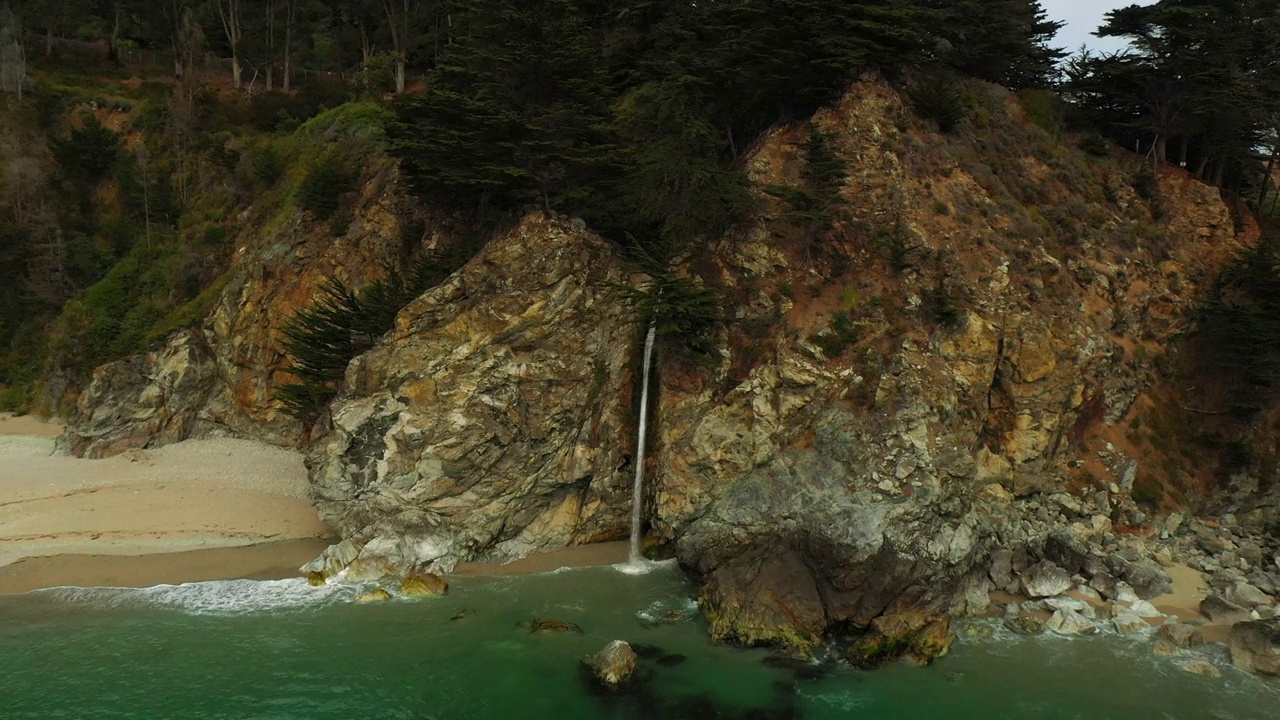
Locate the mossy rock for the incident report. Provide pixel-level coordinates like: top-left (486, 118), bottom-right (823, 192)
top-left (355, 588), bottom-right (392, 603)
top-left (847, 613), bottom-right (955, 668)
top-left (306, 571), bottom-right (327, 587)
top-left (401, 573), bottom-right (448, 597)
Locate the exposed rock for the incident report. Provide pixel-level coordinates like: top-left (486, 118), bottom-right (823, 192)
top-left (1226, 582), bottom-right (1274, 609)
top-left (1108, 556), bottom-right (1174, 599)
top-left (1046, 608), bottom-right (1096, 635)
top-left (1157, 623), bottom-right (1205, 648)
top-left (59, 164), bottom-right (416, 456)
top-left (585, 641), bottom-right (638, 686)
top-left (847, 613), bottom-right (955, 668)
top-left (355, 588), bottom-right (391, 603)
top-left (1152, 638), bottom-right (1182, 656)
top-left (306, 571), bottom-right (326, 587)
top-left (400, 573), bottom-right (448, 597)
top-left (1112, 611), bottom-right (1148, 635)
top-left (1044, 530), bottom-right (1090, 575)
top-left (1178, 659), bottom-right (1221, 678)
top-left (1201, 595), bottom-right (1252, 625)
top-left (1125, 600), bottom-right (1163, 619)
top-left (989, 549), bottom-right (1014, 589)
top-left (1045, 597), bottom-right (1095, 619)
top-left (1021, 561), bottom-right (1073, 598)
top-left (529, 619), bottom-right (583, 634)
top-left (300, 538), bottom-right (362, 579)
top-left (1089, 571), bottom-right (1120, 601)
top-left (308, 214), bottom-right (638, 576)
top-left (1229, 619), bottom-right (1280, 676)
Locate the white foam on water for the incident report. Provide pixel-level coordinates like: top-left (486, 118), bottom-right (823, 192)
top-left (36, 577), bottom-right (359, 615)
top-left (612, 557), bottom-right (675, 576)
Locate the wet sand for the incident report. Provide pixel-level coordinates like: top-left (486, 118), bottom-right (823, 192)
top-left (0, 538), bottom-right (329, 595)
top-left (0, 412), bottom-right (63, 439)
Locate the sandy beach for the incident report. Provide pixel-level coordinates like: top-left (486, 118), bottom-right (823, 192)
top-left (0, 413), bottom-right (332, 594)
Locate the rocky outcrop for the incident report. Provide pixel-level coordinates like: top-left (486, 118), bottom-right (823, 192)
top-left (401, 573), bottom-right (448, 596)
top-left (847, 613), bottom-right (955, 667)
top-left (58, 162), bottom-right (420, 457)
top-left (306, 214), bottom-right (638, 575)
top-left (649, 81), bottom-right (1249, 655)
top-left (585, 641), bottom-right (638, 686)
top-left (1229, 619), bottom-right (1280, 676)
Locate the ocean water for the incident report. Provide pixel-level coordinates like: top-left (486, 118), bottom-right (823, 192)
top-left (1, 565), bottom-right (1277, 719)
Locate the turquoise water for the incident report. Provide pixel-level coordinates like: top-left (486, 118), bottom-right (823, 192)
top-left (1, 565), bottom-right (1277, 719)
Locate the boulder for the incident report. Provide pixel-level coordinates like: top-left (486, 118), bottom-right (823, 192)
top-left (1046, 608), bottom-right (1096, 635)
top-left (1044, 530), bottom-right (1090, 574)
top-left (1089, 571), bottom-right (1119, 600)
top-left (847, 613), bottom-right (955, 668)
top-left (989, 549), bottom-right (1014, 589)
top-left (1226, 582), bottom-right (1273, 609)
top-left (1156, 623), bottom-right (1205, 648)
top-left (1201, 595), bottom-right (1252, 625)
top-left (1126, 600), bottom-right (1163, 619)
top-left (1109, 556), bottom-right (1173, 598)
top-left (585, 641), bottom-right (638, 686)
top-left (1021, 561), bottom-right (1073, 598)
top-left (306, 571), bottom-right (326, 587)
top-left (1229, 619), bottom-right (1280, 676)
top-left (355, 588), bottom-right (392, 603)
top-left (1112, 611), bottom-right (1148, 635)
top-left (401, 573), bottom-right (448, 597)
top-left (1003, 614), bottom-right (1047, 635)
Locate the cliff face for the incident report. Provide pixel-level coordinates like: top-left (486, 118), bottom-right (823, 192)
top-left (58, 163), bottom-right (421, 457)
top-left (304, 214), bottom-right (638, 577)
top-left (59, 80), bottom-right (1268, 655)
top-left (650, 82), bottom-right (1252, 651)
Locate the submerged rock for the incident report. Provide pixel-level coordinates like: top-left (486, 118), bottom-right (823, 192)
top-left (1178, 659), bottom-right (1221, 678)
top-left (1003, 614), bottom-right (1047, 635)
top-left (400, 574), bottom-right (448, 597)
top-left (528, 618), bottom-right (583, 634)
top-left (585, 641), bottom-right (638, 686)
top-left (355, 588), bottom-right (392, 603)
top-left (306, 571), bottom-right (326, 587)
top-left (1229, 619), bottom-right (1280, 676)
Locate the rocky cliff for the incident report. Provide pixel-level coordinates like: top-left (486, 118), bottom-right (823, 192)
top-left (60, 80), bottom-right (1275, 659)
top-left (58, 162), bottom-right (424, 458)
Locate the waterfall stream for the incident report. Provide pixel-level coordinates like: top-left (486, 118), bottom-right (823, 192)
top-left (627, 322), bottom-right (657, 565)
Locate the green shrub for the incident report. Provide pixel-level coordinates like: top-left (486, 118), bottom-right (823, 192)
top-left (251, 144), bottom-right (285, 186)
top-left (813, 310), bottom-right (858, 358)
top-left (1078, 133), bottom-right (1110, 157)
top-left (298, 151), bottom-right (357, 220)
top-left (1018, 89), bottom-right (1064, 137)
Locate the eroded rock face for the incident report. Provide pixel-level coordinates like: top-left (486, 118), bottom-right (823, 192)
top-left (307, 214), bottom-right (637, 575)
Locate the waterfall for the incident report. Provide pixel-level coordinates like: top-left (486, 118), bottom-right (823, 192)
top-left (627, 322), bottom-right (657, 565)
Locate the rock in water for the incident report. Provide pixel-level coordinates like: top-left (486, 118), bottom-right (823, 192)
top-left (1021, 561), bottom-right (1073, 598)
top-left (355, 588), bottom-right (392, 603)
top-left (585, 641), bottom-right (638, 686)
top-left (1112, 611), bottom-right (1148, 635)
top-left (1229, 619), bottom-right (1280, 676)
top-left (847, 614), bottom-right (955, 668)
top-left (306, 571), bottom-right (326, 587)
top-left (529, 619), bottom-right (583, 634)
top-left (1046, 609), bottom-right (1096, 635)
top-left (400, 574), bottom-right (448, 597)
top-left (1201, 595), bottom-right (1252, 625)
top-left (1003, 614), bottom-right (1047, 635)
top-left (1178, 659), bottom-right (1221, 678)
top-left (1156, 623), bottom-right (1205, 648)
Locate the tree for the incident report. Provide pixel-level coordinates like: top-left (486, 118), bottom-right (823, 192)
top-left (381, 0), bottom-right (418, 94)
top-left (0, 3), bottom-right (24, 101)
top-left (282, 0), bottom-right (297, 92)
top-left (212, 0), bottom-right (245, 88)
top-left (927, 0), bottom-right (1064, 89)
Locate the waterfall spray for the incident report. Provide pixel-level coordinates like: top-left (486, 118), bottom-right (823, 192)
top-left (627, 322), bottom-right (657, 565)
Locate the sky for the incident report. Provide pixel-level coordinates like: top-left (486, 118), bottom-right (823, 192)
top-left (1041, 0), bottom-right (1157, 55)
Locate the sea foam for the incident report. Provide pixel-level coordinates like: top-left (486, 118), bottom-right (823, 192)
top-left (37, 577), bottom-right (358, 615)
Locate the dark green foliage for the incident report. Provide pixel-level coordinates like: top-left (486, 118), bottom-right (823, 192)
top-left (611, 244), bottom-right (722, 364)
top-left (766, 122), bottom-right (849, 259)
top-left (277, 255), bottom-right (467, 424)
top-left (1199, 237), bottom-right (1280, 416)
top-left (924, 276), bottom-right (962, 328)
top-left (814, 310), bottom-right (858, 358)
top-left (298, 151), bottom-right (357, 221)
top-left (909, 73), bottom-right (970, 133)
top-left (49, 112), bottom-right (120, 185)
top-left (251, 145), bottom-right (285, 186)
top-left (1019, 89), bottom-right (1064, 136)
top-left (879, 212), bottom-right (922, 273)
top-left (925, 0), bottom-right (1065, 89)
top-left (1078, 133), bottom-right (1111, 157)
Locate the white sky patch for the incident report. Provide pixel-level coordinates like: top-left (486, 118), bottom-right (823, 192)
top-left (1041, 0), bottom-right (1158, 54)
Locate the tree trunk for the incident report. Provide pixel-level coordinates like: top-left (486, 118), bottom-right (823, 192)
top-left (109, 2), bottom-right (121, 63)
top-left (1178, 135), bottom-right (1189, 167)
top-left (283, 1), bottom-right (293, 93)
top-left (1154, 135), bottom-right (1167, 167)
top-left (1195, 154), bottom-right (1210, 180)
top-left (45, 27), bottom-right (52, 57)
top-left (231, 56), bottom-right (242, 89)
top-left (1260, 144), bottom-right (1277, 207)
top-left (395, 57), bottom-right (406, 94)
